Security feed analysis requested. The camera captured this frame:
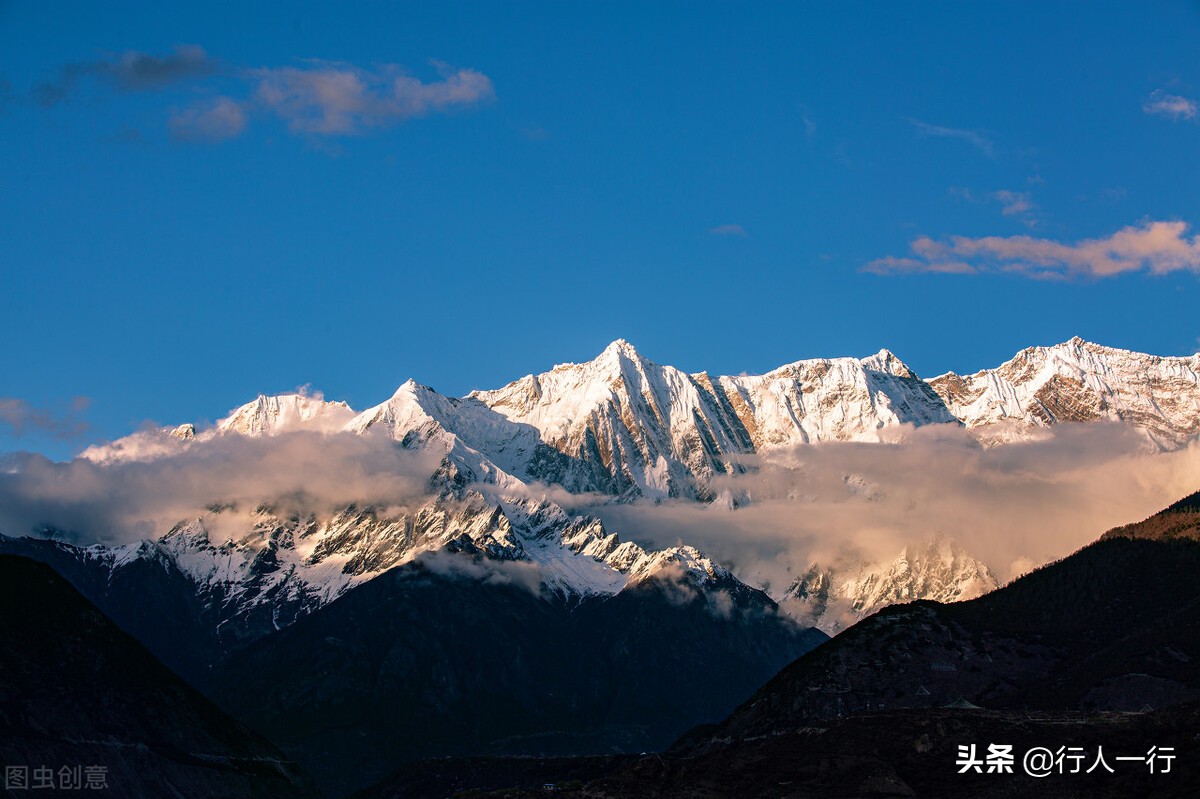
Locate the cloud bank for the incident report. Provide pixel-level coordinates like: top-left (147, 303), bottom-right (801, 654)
top-left (3, 418), bottom-right (1198, 607)
top-left (0, 431), bottom-right (439, 544)
top-left (865, 220), bottom-right (1200, 279)
top-left (588, 423), bottom-right (1200, 593)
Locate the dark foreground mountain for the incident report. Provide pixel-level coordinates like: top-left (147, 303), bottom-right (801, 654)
top-left (354, 705), bottom-right (1200, 799)
top-left (0, 554), bottom-right (314, 799)
top-left (498, 704), bottom-right (1199, 799)
top-left (0, 535), bottom-right (230, 685)
top-left (352, 491), bottom-right (1200, 798)
top-left (712, 490), bottom-right (1200, 739)
top-left (207, 557), bottom-right (825, 797)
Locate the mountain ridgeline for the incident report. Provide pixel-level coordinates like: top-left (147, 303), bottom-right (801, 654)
top-left (83, 336), bottom-right (1200, 499)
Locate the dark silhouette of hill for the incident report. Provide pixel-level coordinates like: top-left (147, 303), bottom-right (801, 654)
top-left (351, 491), bottom-right (1200, 798)
top-left (710, 491), bottom-right (1200, 742)
top-left (0, 554), bottom-right (315, 798)
top-left (207, 558), bottom-right (825, 798)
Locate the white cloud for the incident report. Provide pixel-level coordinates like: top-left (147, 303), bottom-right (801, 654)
top-left (251, 62), bottom-right (495, 136)
top-left (0, 431), bottom-right (440, 544)
top-left (32, 48), bottom-right (494, 143)
top-left (950, 187), bottom-right (1039, 226)
top-left (1143, 89), bottom-right (1198, 121)
top-left (590, 424), bottom-right (1200, 594)
top-left (865, 220), bottom-right (1200, 279)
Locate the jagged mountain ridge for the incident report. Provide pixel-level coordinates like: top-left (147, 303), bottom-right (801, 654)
top-left (928, 336), bottom-right (1200, 448)
top-left (57, 336), bottom-right (1200, 643)
top-left (86, 337), bottom-right (1200, 496)
top-left (0, 488), bottom-right (741, 678)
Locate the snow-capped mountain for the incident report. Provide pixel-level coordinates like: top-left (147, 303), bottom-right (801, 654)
top-left (216, 392), bottom-right (356, 436)
top-left (779, 537), bottom-right (1000, 633)
top-left (45, 336), bottom-right (1200, 653)
top-left (928, 337), bottom-right (1200, 448)
top-left (82, 340), bottom-right (961, 499)
top-left (468, 339), bottom-right (957, 499)
top-left (83, 337), bottom-right (1200, 485)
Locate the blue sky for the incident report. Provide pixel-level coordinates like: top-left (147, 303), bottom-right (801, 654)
top-left (3, 1), bottom-right (1200, 458)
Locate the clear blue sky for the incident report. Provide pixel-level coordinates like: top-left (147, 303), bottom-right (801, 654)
top-left (3, 1), bottom-right (1200, 458)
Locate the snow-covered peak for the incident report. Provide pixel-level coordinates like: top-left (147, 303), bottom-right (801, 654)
top-left (217, 393), bottom-right (355, 437)
top-left (350, 381), bottom-right (452, 439)
top-left (463, 343), bottom-right (959, 498)
top-left (600, 337), bottom-right (644, 360)
top-left (76, 338), bottom-right (1200, 494)
top-left (170, 423), bottom-right (196, 441)
top-left (780, 536), bottom-right (999, 633)
top-left (928, 338), bottom-right (1200, 448)
top-left (860, 348), bottom-right (918, 378)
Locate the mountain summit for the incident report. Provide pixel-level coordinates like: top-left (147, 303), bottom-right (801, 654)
top-left (84, 338), bottom-right (1200, 495)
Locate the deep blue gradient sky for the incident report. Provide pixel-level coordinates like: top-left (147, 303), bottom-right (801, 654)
top-left (3, 2), bottom-right (1200, 458)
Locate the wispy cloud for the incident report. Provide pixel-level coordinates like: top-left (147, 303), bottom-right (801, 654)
top-left (864, 220), bottom-right (1200, 279)
top-left (950, 187), bottom-right (1039, 227)
top-left (31, 47), bottom-right (495, 143)
top-left (709, 223), bottom-right (747, 237)
top-left (0, 397), bottom-right (91, 440)
top-left (798, 103), bottom-right (817, 139)
top-left (1143, 89), bottom-right (1198, 121)
top-left (907, 117), bottom-right (995, 157)
top-left (34, 45), bottom-right (213, 105)
top-left (518, 124), bottom-right (549, 141)
top-left (248, 61), bottom-right (494, 136)
top-left (992, 189), bottom-right (1034, 217)
top-left (168, 96), bottom-right (246, 142)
